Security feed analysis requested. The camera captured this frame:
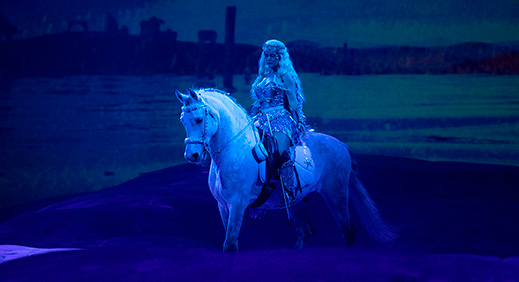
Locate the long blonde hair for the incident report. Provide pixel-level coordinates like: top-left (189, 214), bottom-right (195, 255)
top-left (252, 39), bottom-right (305, 103)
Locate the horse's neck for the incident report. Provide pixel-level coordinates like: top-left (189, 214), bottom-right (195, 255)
top-left (208, 99), bottom-right (257, 158)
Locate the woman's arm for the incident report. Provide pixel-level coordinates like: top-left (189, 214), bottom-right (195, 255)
top-left (250, 99), bottom-right (261, 117)
top-left (281, 73), bottom-right (298, 112)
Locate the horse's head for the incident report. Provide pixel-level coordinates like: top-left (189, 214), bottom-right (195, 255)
top-left (175, 89), bottom-right (218, 164)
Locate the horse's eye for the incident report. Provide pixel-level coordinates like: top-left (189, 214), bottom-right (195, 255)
top-left (195, 118), bottom-right (203, 124)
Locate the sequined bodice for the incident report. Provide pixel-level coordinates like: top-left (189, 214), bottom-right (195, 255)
top-left (253, 73), bottom-right (287, 108)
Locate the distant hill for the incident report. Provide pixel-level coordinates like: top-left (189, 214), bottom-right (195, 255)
top-left (342, 42), bottom-right (517, 75)
top-left (439, 51), bottom-right (519, 74)
top-left (287, 41), bottom-right (518, 75)
top-left (1, 31), bottom-right (517, 77)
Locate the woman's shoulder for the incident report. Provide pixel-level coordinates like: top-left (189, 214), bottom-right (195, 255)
top-left (278, 71), bottom-right (298, 89)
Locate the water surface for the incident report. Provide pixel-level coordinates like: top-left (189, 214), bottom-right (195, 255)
top-left (1, 74), bottom-right (518, 206)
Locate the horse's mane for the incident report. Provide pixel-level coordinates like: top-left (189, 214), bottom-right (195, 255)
top-left (195, 88), bottom-right (250, 119)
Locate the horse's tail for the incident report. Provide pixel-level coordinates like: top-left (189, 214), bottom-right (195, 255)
top-left (349, 159), bottom-right (398, 243)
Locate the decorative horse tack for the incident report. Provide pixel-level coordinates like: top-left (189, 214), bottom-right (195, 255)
top-left (176, 88), bottom-right (396, 252)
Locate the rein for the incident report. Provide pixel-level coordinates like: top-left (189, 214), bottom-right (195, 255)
top-left (211, 119), bottom-right (255, 157)
top-left (184, 104), bottom-right (256, 158)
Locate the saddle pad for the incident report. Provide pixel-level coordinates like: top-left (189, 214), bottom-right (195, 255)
top-left (294, 144), bottom-right (315, 187)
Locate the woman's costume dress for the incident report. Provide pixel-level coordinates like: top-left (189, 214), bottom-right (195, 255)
top-left (251, 72), bottom-right (301, 145)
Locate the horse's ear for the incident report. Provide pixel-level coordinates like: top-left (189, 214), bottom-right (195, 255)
top-left (187, 88), bottom-right (199, 101)
top-left (175, 89), bottom-right (191, 104)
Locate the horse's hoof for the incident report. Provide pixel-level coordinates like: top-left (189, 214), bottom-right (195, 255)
top-left (294, 229), bottom-right (313, 249)
top-left (345, 225), bottom-right (357, 247)
top-left (223, 242), bottom-right (238, 252)
top-left (294, 241), bottom-right (305, 249)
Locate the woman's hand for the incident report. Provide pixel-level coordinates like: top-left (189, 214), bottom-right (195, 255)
top-left (298, 122), bottom-right (306, 134)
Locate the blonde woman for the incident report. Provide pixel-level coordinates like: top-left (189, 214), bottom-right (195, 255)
top-left (250, 39), bottom-right (306, 196)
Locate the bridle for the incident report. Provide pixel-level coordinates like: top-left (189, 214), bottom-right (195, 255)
top-left (183, 106), bottom-right (213, 159)
top-left (183, 104), bottom-right (255, 159)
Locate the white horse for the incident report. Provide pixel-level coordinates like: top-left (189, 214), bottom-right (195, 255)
top-left (175, 88), bottom-right (396, 252)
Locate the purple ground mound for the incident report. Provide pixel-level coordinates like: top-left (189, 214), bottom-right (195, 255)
top-left (1, 154), bottom-right (518, 281)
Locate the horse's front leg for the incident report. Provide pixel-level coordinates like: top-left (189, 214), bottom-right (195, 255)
top-left (212, 158), bottom-right (258, 252)
top-left (221, 201), bottom-right (247, 252)
top-left (218, 203), bottom-right (229, 231)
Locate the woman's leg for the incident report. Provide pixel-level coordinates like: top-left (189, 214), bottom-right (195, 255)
top-left (274, 132), bottom-right (296, 195)
top-left (273, 131), bottom-right (290, 155)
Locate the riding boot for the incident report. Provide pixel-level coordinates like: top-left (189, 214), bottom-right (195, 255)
top-left (279, 158), bottom-right (296, 204)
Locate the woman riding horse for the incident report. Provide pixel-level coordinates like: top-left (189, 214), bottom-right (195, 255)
top-left (175, 87), bottom-right (397, 251)
top-left (250, 39), bottom-right (306, 196)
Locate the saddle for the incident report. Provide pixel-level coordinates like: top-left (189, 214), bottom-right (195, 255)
top-left (249, 140), bottom-right (315, 208)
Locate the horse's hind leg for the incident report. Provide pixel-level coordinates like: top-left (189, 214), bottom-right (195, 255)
top-left (319, 173), bottom-right (357, 247)
top-left (290, 200), bottom-right (315, 249)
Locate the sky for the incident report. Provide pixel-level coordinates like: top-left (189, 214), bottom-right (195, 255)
top-left (2, 0), bottom-right (519, 48)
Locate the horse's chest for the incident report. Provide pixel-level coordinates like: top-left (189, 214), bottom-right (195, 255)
top-left (209, 163), bottom-right (250, 203)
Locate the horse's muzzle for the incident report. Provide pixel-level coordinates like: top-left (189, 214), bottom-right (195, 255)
top-left (185, 151), bottom-right (201, 163)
